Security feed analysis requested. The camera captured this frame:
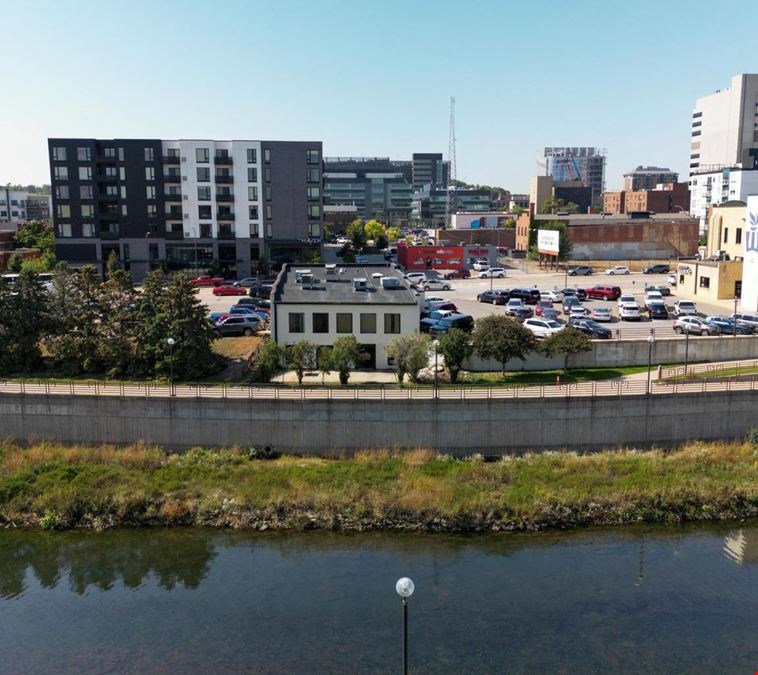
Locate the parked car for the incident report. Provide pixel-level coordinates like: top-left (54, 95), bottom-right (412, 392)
top-left (477, 267), bottom-right (506, 279)
top-left (732, 312), bottom-right (758, 330)
top-left (248, 284), bottom-right (273, 299)
top-left (190, 275), bottom-right (225, 287)
top-left (568, 305), bottom-right (591, 319)
top-left (643, 264), bottom-right (671, 274)
top-left (427, 313), bottom-right (475, 335)
top-left (443, 268), bottom-right (471, 279)
top-left (504, 298), bottom-right (525, 315)
top-left (619, 303), bottom-right (642, 321)
top-left (567, 265), bottom-right (593, 276)
top-left (673, 316), bottom-right (719, 336)
top-left (421, 310), bottom-right (457, 331)
top-left (673, 299), bottom-right (697, 317)
top-left (534, 300), bottom-right (554, 316)
top-left (421, 302), bottom-right (458, 317)
top-left (644, 291), bottom-right (664, 308)
top-left (509, 288), bottom-right (541, 304)
top-left (477, 290), bottom-right (510, 305)
top-left (213, 315), bottom-right (261, 337)
top-left (541, 308), bottom-right (561, 322)
top-left (523, 318), bottom-right (564, 338)
top-left (605, 266), bottom-right (630, 275)
top-left (562, 295), bottom-right (582, 313)
top-left (233, 277), bottom-right (264, 288)
top-left (509, 307), bottom-right (533, 321)
top-left (569, 318), bottom-right (612, 339)
top-left (591, 306), bottom-right (613, 322)
top-left (705, 316), bottom-right (753, 335)
top-left (422, 279), bottom-right (452, 291)
top-left (472, 259), bottom-right (490, 271)
top-left (211, 306), bottom-right (269, 323)
top-left (617, 293), bottom-right (636, 308)
top-left (236, 297), bottom-right (271, 310)
top-left (540, 289), bottom-right (564, 302)
top-left (562, 287), bottom-right (587, 301)
top-left (667, 274), bottom-right (678, 286)
top-left (644, 284), bottom-right (671, 297)
top-left (233, 303), bottom-right (269, 318)
top-left (648, 303), bottom-right (669, 320)
top-left (404, 272), bottom-right (427, 285)
top-left (212, 285), bottom-right (247, 296)
top-left (586, 285), bottom-right (622, 301)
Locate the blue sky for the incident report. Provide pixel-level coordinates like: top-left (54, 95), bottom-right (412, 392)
top-left (1, 0), bottom-right (757, 191)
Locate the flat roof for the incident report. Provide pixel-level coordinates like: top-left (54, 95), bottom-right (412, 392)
top-left (533, 213), bottom-right (697, 225)
top-left (273, 264), bottom-right (420, 306)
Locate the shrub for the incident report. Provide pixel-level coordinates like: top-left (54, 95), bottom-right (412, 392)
top-left (746, 428), bottom-right (758, 446)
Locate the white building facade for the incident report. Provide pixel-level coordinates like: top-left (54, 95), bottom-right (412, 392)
top-left (690, 167), bottom-right (758, 229)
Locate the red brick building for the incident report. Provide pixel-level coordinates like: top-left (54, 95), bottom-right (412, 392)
top-left (603, 183), bottom-right (690, 215)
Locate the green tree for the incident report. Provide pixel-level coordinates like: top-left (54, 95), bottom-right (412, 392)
top-left (500, 218), bottom-right (516, 229)
top-left (255, 340), bottom-right (284, 383)
top-left (330, 336), bottom-right (366, 385)
top-left (510, 205), bottom-right (525, 216)
top-left (105, 250), bottom-right (121, 277)
top-left (7, 251), bottom-right (23, 272)
top-left (387, 226), bottom-right (401, 242)
top-left (208, 258), bottom-right (222, 277)
top-left (96, 269), bottom-right (139, 376)
top-left (286, 340), bottom-right (317, 385)
top-left (346, 219), bottom-right (366, 250)
top-left (539, 327), bottom-right (592, 372)
top-left (436, 328), bottom-right (473, 384)
top-left (375, 233), bottom-right (388, 250)
top-left (528, 220), bottom-right (573, 260)
top-left (364, 219), bottom-right (386, 242)
top-left (385, 333), bottom-right (431, 384)
top-left (317, 345), bottom-right (332, 384)
top-left (14, 221), bottom-right (55, 255)
top-left (472, 315), bottom-right (537, 375)
top-left (0, 269), bottom-right (49, 374)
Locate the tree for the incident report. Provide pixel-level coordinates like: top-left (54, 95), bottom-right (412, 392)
top-left (500, 218), bottom-right (516, 229)
top-left (208, 258), bottom-right (222, 277)
top-left (96, 269), bottom-right (139, 376)
top-left (539, 327), bottom-right (592, 372)
top-left (385, 333), bottom-right (431, 384)
top-left (364, 219), bottom-right (386, 242)
top-left (7, 251), bottom-right (23, 272)
top-left (510, 205), bottom-right (526, 216)
top-left (346, 219), bottom-right (367, 250)
top-left (14, 221), bottom-right (55, 255)
top-left (387, 226), bottom-right (401, 242)
top-left (317, 345), bottom-right (332, 384)
top-left (472, 315), bottom-right (537, 375)
top-left (437, 328), bottom-right (473, 384)
top-left (105, 250), bottom-right (121, 277)
top-left (286, 340), bottom-right (317, 385)
top-left (255, 340), bottom-right (284, 383)
top-left (529, 220), bottom-right (573, 260)
top-left (330, 336), bottom-right (367, 385)
top-left (375, 233), bottom-right (388, 250)
top-left (0, 269), bottom-right (49, 374)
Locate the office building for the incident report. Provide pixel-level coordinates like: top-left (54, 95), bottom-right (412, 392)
top-left (623, 166), bottom-right (678, 191)
top-left (0, 188), bottom-right (52, 226)
top-left (528, 175), bottom-right (593, 214)
top-left (48, 138), bottom-right (323, 280)
top-left (603, 183), bottom-right (690, 215)
top-left (411, 153), bottom-right (449, 191)
top-left (540, 147), bottom-right (606, 207)
top-left (690, 166), bottom-right (758, 229)
top-left (411, 186), bottom-right (491, 229)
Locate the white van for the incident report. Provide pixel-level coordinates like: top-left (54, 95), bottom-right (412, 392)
top-left (733, 312), bottom-right (758, 329)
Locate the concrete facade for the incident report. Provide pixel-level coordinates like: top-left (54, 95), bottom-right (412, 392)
top-left (676, 260), bottom-right (743, 302)
top-left (2, 390), bottom-right (757, 454)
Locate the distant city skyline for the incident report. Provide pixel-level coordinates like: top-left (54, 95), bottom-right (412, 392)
top-left (1, 0), bottom-right (757, 193)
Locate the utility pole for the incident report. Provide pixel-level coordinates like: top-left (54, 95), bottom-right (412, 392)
top-left (446, 96), bottom-right (457, 228)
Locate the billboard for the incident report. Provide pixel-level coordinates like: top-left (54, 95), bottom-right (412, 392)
top-left (537, 229), bottom-right (560, 255)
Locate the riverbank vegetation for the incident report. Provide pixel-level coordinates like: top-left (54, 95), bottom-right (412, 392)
top-left (2, 440), bottom-right (758, 532)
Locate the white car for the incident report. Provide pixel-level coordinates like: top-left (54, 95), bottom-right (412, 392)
top-left (619, 303), bottom-right (641, 321)
top-left (667, 273), bottom-right (677, 286)
top-left (523, 318), bottom-right (564, 338)
top-left (472, 260), bottom-right (490, 271)
top-left (606, 266), bottom-right (630, 275)
top-left (336, 236), bottom-right (350, 245)
top-left (477, 267), bottom-right (506, 278)
top-left (591, 306), bottom-right (613, 322)
top-left (673, 316), bottom-right (718, 336)
top-left (568, 305), bottom-right (591, 319)
top-left (617, 294), bottom-right (636, 308)
top-left (404, 272), bottom-right (427, 285)
top-left (673, 300), bottom-right (697, 317)
top-left (505, 298), bottom-right (524, 312)
top-left (422, 279), bottom-right (451, 291)
top-left (644, 291), bottom-right (663, 308)
top-left (540, 289), bottom-right (564, 302)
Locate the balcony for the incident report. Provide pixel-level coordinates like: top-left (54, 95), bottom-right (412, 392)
top-left (164, 192), bottom-right (183, 201)
top-left (217, 211), bottom-right (235, 220)
top-left (218, 226), bottom-right (236, 240)
top-left (162, 154), bottom-right (181, 164)
top-left (97, 173), bottom-right (118, 182)
top-left (216, 191), bottom-right (234, 201)
top-left (214, 154), bottom-right (233, 166)
top-left (96, 155), bottom-right (118, 163)
top-left (165, 229), bottom-right (185, 240)
top-left (165, 210), bottom-right (184, 220)
top-left (164, 173), bottom-right (182, 183)
top-left (215, 174), bottom-right (234, 184)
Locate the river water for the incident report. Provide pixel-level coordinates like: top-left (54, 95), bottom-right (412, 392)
top-left (1, 525), bottom-right (757, 674)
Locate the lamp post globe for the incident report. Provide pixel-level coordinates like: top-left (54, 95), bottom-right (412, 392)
top-left (396, 576), bottom-right (414, 675)
top-left (396, 577), bottom-right (415, 598)
top-left (167, 337), bottom-right (176, 347)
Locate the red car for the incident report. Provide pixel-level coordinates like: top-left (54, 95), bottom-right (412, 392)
top-left (534, 300), bottom-right (554, 317)
top-left (585, 285), bottom-right (622, 301)
top-left (443, 269), bottom-right (471, 280)
top-left (190, 275), bottom-right (225, 287)
top-left (212, 285), bottom-right (247, 296)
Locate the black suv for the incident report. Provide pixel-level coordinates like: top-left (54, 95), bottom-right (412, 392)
top-left (509, 288), bottom-right (541, 304)
top-left (643, 264), bottom-right (670, 274)
top-left (562, 287), bottom-right (587, 301)
top-left (477, 290), bottom-right (510, 305)
top-left (568, 318), bottom-right (612, 339)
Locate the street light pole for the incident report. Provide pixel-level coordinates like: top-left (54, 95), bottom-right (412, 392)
top-left (167, 337), bottom-right (176, 396)
top-left (396, 578), bottom-right (415, 675)
top-left (433, 339), bottom-right (439, 399)
top-left (646, 334), bottom-right (655, 395)
top-left (734, 296), bottom-right (738, 339)
top-left (684, 330), bottom-right (690, 378)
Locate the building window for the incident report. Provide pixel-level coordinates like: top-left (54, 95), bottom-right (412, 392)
top-left (313, 313), bottom-right (329, 333)
top-left (724, 228), bottom-right (728, 243)
top-left (55, 185), bottom-right (69, 199)
top-left (198, 205), bottom-right (212, 219)
top-left (104, 147), bottom-right (116, 159)
top-left (360, 313), bottom-right (376, 333)
top-left (265, 205), bottom-right (272, 220)
top-left (289, 313), bottom-right (305, 333)
top-left (56, 204), bottom-right (70, 218)
top-left (57, 223), bottom-right (72, 237)
top-left (248, 167), bottom-right (258, 182)
top-left (265, 186), bottom-right (272, 201)
top-left (198, 185), bottom-right (211, 201)
top-left (699, 276), bottom-right (710, 289)
top-left (147, 204), bottom-right (156, 217)
top-left (118, 147), bottom-right (125, 161)
top-left (105, 166), bottom-right (118, 178)
top-left (736, 228), bottom-right (743, 244)
top-left (144, 147), bottom-right (155, 162)
top-left (266, 223), bottom-right (272, 237)
top-left (145, 166), bottom-right (155, 181)
top-left (264, 148), bottom-right (271, 163)
top-left (52, 147), bottom-right (67, 161)
top-left (119, 166), bottom-right (126, 180)
top-left (197, 167), bottom-right (210, 182)
top-left (146, 185), bottom-right (156, 200)
top-left (307, 187), bottom-right (320, 200)
top-left (81, 204), bottom-right (94, 218)
top-left (306, 149), bottom-right (320, 165)
top-left (384, 313), bottom-right (401, 334)
top-left (104, 185), bottom-right (117, 197)
top-left (80, 185), bottom-right (93, 199)
top-left (247, 148), bottom-right (257, 164)
top-left (77, 147), bottom-right (91, 161)
top-left (54, 166), bottom-right (68, 180)
top-left (308, 223), bottom-right (320, 237)
top-left (307, 168), bottom-right (320, 183)
top-left (249, 223), bottom-right (259, 237)
top-left (308, 205), bottom-right (321, 219)
top-left (264, 167), bottom-right (271, 183)
top-left (196, 147), bottom-right (209, 163)
top-left (248, 185), bottom-right (259, 200)
top-left (78, 166), bottom-right (92, 181)
top-left (336, 313), bottom-right (353, 333)
top-left (82, 223), bottom-right (95, 237)
top-left (122, 204), bottom-right (128, 216)
top-left (249, 205), bottom-right (259, 219)
top-left (119, 186), bottom-right (127, 199)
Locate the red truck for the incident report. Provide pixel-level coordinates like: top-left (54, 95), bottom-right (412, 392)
top-left (189, 275), bottom-right (225, 287)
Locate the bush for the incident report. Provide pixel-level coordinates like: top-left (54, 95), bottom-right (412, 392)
top-left (746, 428), bottom-right (758, 446)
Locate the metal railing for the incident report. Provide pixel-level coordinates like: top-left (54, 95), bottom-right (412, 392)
top-left (660, 359), bottom-right (758, 379)
top-left (1, 376), bottom-right (756, 401)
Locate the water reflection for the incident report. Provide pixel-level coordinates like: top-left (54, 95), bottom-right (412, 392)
top-left (723, 528), bottom-right (758, 565)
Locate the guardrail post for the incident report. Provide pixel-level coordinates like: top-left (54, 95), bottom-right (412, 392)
top-left (70, 380), bottom-right (74, 396)
top-left (592, 380), bottom-right (597, 397)
top-left (95, 381), bottom-right (99, 396)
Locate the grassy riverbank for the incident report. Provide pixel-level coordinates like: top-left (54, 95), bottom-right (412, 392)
top-left (1, 441), bottom-right (758, 532)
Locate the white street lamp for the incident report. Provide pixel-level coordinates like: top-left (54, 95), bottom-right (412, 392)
top-left (396, 577), bottom-right (415, 675)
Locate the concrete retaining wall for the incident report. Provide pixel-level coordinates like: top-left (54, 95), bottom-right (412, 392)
top-left (464, 335), bottom-right (758, 372)
top-left (1, 391), bottom-right (756, 455)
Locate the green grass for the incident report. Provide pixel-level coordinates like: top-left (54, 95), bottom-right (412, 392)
top-left (2, 441), bottom-right (758, 532)
top-left (662, 364), bottom-right (758, 382)
top-left (460, 366), bottom-right (652, 386)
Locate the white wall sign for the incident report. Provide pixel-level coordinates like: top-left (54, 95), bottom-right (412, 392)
top-left (537, 229), bottom-right (560, 255)
top-left (742, 196), bottom-right (758, 311)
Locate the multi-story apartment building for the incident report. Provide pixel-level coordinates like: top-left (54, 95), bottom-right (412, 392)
top-left (540, 147), bottom-right (606, 208)
top-left (603, 183), bottom-right (690, 215)
top-left (0, 188), bottom-right (52, 225)
top-left (690, 166), bottom-right (758, 229)
top-left (622, 166), bottom-right (678, 191)
top-left (48, 138), bottom-right (323, 280)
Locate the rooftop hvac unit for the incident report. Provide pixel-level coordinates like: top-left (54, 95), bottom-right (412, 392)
top-left (294, 269), bottom-right (312, 283)
top-left (354, 278), bottom-right (368, 291)
top-left (381, 277), bottom-right (401, 290)
top-left (301, 273), bottom-right (315, 288)
top-left (371, 272), bottom-right (383, 279)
